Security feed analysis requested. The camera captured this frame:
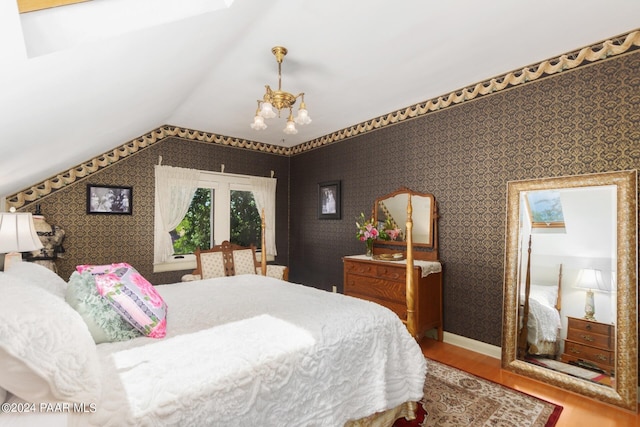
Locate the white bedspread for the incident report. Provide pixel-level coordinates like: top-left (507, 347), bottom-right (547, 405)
top-left (527, 295), bottom-right (561, 344)
top-left (69, 275), bottom-right (426, 427)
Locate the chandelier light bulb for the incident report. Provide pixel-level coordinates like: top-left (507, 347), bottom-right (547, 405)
top-left (294, 107), bottom-right (311, 125)
top-left (250, 114), bottom-right (267, 130)
top-left (259, 102), bottom-right (277, 119)
top-left (283, 114), bottom-right (298, 135)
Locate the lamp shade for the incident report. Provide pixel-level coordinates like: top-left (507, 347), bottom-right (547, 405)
top-left (575, 268), bottom-right (610, 292)
top-left (283, 115), bottom-right (298, 135)
top-left (0, 211), bottom-right (44, 253)
top-left (259, 102), bottom-right (276, 119)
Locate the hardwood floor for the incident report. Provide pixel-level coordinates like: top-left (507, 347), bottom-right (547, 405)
top-left (420, 338), bottom-right (639, 427)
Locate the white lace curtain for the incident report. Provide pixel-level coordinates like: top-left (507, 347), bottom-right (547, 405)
top-left (250, 176), bottom-right (277, 256)
top-left (153, 165), bottom-right (200, 264)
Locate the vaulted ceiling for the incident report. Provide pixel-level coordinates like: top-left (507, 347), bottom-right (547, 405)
top-left (1, 0), bottom-right (639, 199)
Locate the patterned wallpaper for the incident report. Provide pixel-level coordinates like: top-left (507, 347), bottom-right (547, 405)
top-left (29, 139), bottom-right (290, 285)
top-left (289, 51), bottom-right (639, 346)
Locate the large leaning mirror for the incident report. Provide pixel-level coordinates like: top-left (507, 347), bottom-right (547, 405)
top-left (374, 187), bottom-right (437, 250)
top-left (502, 170), bottom-right (637, 411)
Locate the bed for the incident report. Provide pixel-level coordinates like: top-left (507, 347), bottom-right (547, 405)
top-left (0, 211), bottom-right (425, 426)
top-left (517, 236), bottom-right (562, 358)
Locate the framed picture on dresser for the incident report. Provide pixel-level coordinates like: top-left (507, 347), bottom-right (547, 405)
top-left (318, 180), bottom-right (341, 219)
top-left (86, 184), bottom-right (133, 215)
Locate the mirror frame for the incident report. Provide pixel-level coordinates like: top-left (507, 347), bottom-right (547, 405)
top-left (373, 187), bottom-right (438, 256)
top-left (502, 170), bottom-right (638, 411)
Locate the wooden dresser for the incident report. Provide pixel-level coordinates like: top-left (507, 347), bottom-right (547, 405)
top-left (561, 316), bottom-right (615, 375)
top-left (343, 255), bottom-right (443, 341)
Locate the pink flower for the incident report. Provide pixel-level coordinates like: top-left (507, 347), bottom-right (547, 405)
top-left (387, 228), bottom-right (401, 240)
top-left (356, 212), bottom-right (380, 243)
top-left (148, 318), bottom-right (167, 339)
top-left (132, 273), bottom-right (165, 308)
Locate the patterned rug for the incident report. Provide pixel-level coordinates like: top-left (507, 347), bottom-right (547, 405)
top-left (525, 355), bottom-right (613, 387)
top-left (394, 358), bottom-right (562, 427)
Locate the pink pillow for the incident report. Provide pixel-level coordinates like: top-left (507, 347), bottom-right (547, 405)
top-left (76, 263), bottom-right (167, 338)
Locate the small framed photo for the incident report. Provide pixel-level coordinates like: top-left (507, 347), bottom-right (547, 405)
top-left (87, 184), bottom-right (132, 215)
top-left (318, 180), bottom-right (341, 219)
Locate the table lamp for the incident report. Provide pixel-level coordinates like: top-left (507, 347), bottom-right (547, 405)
top-left (0, 207), bottom-right (44, 271)
top-left (574, 268), bottom-right (610, 321)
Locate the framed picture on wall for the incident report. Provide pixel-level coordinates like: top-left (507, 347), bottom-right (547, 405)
top-left (318, 180), bottom-right (341, 219)
top-left (87, 184), bottom-right (133, 215)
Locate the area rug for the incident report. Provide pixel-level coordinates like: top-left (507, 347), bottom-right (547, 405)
top-left (394, 358), bottom-right (563, 427)
top-left (525, 355), bottom-right (613, 387)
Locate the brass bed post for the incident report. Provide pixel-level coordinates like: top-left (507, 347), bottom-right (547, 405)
top-left (405, 194), bottom-right (417, 339)
top-left (261, 208), bottom-right (267, 276)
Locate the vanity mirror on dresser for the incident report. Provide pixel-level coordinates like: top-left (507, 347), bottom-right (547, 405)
top-left (343, 188), bottom-right (443, 341)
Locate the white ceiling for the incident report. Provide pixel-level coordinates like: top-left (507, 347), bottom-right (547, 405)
top-left (1, 0), bottom-right (639, 199)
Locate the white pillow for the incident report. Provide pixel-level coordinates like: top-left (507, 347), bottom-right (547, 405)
top-left (4, 261), bottom-right (67, 299)
top-left (0, 273), bottom-right (101, 404)
top-left (529, 284), bottom-right (558, 307)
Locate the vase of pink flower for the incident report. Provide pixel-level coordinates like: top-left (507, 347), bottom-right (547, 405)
top-left (356, 213), bottom-right (379, 257)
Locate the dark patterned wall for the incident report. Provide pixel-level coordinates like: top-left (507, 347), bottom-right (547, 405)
top-left (289, 52), bottom-right (640, 346)
top-left (30, 138), bottom-right (289, 285)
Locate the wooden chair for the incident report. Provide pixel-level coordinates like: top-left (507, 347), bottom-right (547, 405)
top-left (182, 241), bottom-right (288, 281)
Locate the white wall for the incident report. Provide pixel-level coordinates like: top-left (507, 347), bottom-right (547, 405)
top-left (0, 2), bottom-right (27, 63)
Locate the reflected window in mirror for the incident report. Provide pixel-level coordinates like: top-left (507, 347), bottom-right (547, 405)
top-left (524, 190), bottom-right (566, 232)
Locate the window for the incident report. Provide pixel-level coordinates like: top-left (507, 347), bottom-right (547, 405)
top-left (172, 188), bottom-right (212, 254)
top-left (229, 190), bottom-right (261, 249)
top-left (525, 190), bottom-right (565, 228)
top-left (154, 168), bottom-right (275, 273)
top-left (171, 189), bottom-right (261, 255)
top-left (523, 190), bottom-right (566, 234)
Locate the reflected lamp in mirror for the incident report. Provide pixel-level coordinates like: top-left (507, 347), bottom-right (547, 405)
top-left (574, 268), bottom-right (610, 322)
top-left (0, 208), bottom-right (43, 271)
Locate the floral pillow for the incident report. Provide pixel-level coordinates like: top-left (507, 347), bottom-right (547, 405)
top-left (66, 271), bottom-right (141, 343)
top-left (76, 263), bottom-right (167, 338)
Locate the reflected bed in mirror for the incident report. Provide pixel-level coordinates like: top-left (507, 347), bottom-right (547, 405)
top-left (502, 170), bottom-right (637, 411)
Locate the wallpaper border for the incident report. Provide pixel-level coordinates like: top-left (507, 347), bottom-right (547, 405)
top-left (7, 29), bottom-right (639, 209)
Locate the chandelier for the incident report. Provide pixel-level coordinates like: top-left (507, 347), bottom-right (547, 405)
top-left (250, 46), bottom-right (311, 135)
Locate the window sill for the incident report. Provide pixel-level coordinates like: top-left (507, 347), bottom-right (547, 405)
top-left (153, 254), bottom-right (196, 273)
top-left (153, 251), bottom-right (274, 273)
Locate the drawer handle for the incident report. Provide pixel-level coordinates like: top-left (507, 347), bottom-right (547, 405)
top-left (569, 348), bottom-right (581, 355)
top-left (580, 334), bottom-right (595, 342)
top-left (585, 324), bottom-right (592, 330)
top-left (595, 354), bottom-right (608, 362)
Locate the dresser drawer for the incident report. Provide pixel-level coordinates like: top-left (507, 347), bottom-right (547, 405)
top-left (566, 328), bottom-right (613, 350)
top-left (344, 273), bottom-right (405, 302)
top-left (567, 317), bottom-right (613, 337)
top-left (563, 340), bottom-right (614, 367)
top-left (566, 317), bottom-right (614, 350)
top-left (344, 261), bottom-right (407, 282)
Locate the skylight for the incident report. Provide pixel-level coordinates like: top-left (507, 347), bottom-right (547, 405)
top-left (19, 0), bottom-right (234, 57)
top-left (525, 190), bottom-right (566, 229)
